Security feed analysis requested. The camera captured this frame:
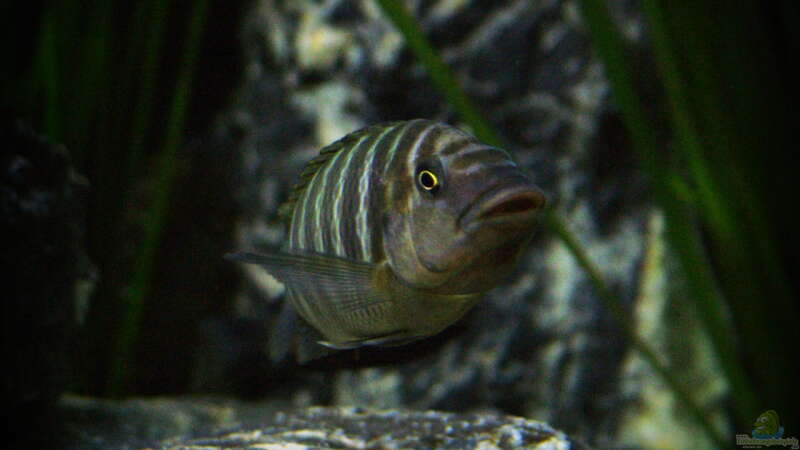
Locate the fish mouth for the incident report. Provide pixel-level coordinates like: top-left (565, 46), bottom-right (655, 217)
top-left (459, 181), bottom-right (546, 233)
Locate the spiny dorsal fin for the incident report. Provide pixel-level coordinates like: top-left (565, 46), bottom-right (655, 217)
top-left (277, 121), bottom-right (406, 222)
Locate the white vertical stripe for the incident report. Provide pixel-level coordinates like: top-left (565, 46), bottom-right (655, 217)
top-left (354, 125), bottom-right (399, 261)
top-left (403, 122), bottom-right (438, 180)
top-left (331, 135), bottom-right (370, 257)
top-left (288, 205), bottom-right (295, 249)
top-left (312, 152), bottom-right (341, 252)
top-left (295, 178), bottom-right (311, 250)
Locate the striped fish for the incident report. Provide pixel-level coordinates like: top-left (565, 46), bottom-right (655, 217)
top-left (228, 119), bottom-right (546, 362)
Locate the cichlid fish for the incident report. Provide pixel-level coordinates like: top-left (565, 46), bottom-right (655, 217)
top-left (228, 119), bottom-right (546, 362)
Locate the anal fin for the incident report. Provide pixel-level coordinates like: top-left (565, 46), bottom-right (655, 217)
top-left (317, 329), bottom-right (417, 350)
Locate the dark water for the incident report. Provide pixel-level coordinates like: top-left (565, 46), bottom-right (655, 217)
top-left (2, 1), bottom-right (797, 448)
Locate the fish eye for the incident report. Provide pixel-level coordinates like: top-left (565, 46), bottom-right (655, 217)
top-left (417, 169), bottom-right (439, 193)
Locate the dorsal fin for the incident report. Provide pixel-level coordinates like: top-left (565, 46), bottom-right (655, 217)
top-left (277, 121), bottom-right (405, 222)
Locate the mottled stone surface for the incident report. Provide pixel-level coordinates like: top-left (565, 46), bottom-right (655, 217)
top-left (159, 406), bottom-right (582, 450)
top-left (212, 0), bottom-right (729, 448)
top-left (58, 396), bottom-right (581, 450)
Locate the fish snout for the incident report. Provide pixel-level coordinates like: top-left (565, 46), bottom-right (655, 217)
top-left (459, 180), bottom-right (546, 233)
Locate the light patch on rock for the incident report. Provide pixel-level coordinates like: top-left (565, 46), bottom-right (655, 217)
top-left (295, 9), bottom-right (353, 70)
top-left (335, 368), bottom-right (402, 409)
top-left (541, 23), bottom-right (568, 53)
top-left (428, 0), bottom-right (469, 22)
top-left (568, 62), bottom-right (609, 159)
top-left (292, 81), bottom-right (363, 145)
top-left (250, 443), bottom-right (309, 450)
top-left (538, 223), bottom-right (583, 332)
top-left (589, 214), bottom-right (645, 283)
top-left (243, 264), bottom-right (285, 299)
top-left (374, 27), bottom-right (405, 67)
top-left (259, 1), bottom-right (290, 64)
top-left (616, 211), bottom-right (729, 449)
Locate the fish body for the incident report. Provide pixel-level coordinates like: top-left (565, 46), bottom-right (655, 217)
top-left (229, 119), bottom-right (545, 361)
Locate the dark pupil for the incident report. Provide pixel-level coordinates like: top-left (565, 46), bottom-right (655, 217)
top-left (421, 172), bottom-right (435, 188)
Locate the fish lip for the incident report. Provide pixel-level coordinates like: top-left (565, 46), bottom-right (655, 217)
top-left (459, 181), bottom-right (546, 232)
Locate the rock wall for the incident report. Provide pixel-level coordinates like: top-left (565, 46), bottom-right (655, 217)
top-left (1, 122), bottom-right (93, 447)
top-left (216, 1), bottom-right (728, 447)
top-left (57, 396), bottom-right (584, 449)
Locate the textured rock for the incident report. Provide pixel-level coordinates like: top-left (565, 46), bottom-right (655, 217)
top-left (159, 406), bottom-right (582, 450)
top-left (1, 121), bottom-right (93, 447)
top-left (57, 396), bottom-right (581, 450)
top-left (213, 0), bottom-right (729, 448)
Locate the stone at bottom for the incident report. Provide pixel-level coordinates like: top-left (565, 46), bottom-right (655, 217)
top-left (157, 406), bottom-right (584, 450)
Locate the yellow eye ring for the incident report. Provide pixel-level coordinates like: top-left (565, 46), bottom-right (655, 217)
top-left (418, 169), bottom-right (439, 191)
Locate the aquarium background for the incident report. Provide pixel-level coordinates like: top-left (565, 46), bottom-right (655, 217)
top-left (2, 0), bottom-right (796, 448)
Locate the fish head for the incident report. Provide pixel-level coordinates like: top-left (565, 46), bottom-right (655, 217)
top-left (390, 143), bottom-right (545, 294)
top-left (754, 410), bottom-right (779, 434)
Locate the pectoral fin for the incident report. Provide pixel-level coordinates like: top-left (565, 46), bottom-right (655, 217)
top-left (226, 250), bottom-right (391, 326)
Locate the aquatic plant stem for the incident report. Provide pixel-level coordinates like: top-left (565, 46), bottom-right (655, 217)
top-left (642, 0), bottom-right (792, 419)
top-left (108, 0), bottom-right (209, 396)
top-left (373, 0), bottom-right (503, 147)
top-left (126, 0), bottom-right (171, 179)
top-left (577, 0), bottom-right (758, 426)
top-left (545, 211), bottom-right (726, 448)
top-left (66, 1), bottom-right (113, 162)
top-left (36, 8), bottom-right (60, 141)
